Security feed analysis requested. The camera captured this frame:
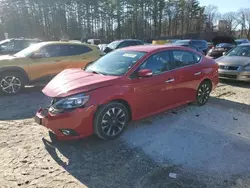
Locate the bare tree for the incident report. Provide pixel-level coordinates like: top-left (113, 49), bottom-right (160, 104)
top-left (222, 12), bottom-right (240, 34)
top-left (204, 5), bottom-right (220, 31)
top-left (238, 8), bottom-right (250, 38)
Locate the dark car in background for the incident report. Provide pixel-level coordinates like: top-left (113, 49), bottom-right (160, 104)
top-left (103, 39), bottom-right (144, 53)
top-left (0, 38), bottom-right (42, 55)
top-left (174, 39), bottom-right (208, 54)
top-left (207, 42), bottom-right (214, 50)
top-left (236, 39), bottom-right (250, 45)
top-left (206, 36), bottom-right (236, 59)
top-left (175, 44), bottom-right (204, 54)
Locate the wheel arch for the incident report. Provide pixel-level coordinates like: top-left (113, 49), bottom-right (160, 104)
top-left (0, 66), bottom-right (30, 83)
top-left (96, 98), bottom-right (133, 122)
top-left (200, 78), bottom-right (212, 88)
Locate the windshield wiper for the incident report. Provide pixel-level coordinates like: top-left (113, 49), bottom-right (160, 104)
top-left (86, 70), bottom-right (106, 75)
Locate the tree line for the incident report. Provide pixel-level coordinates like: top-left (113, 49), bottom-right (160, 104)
top-left (0, 0), bottom-right (249, 42)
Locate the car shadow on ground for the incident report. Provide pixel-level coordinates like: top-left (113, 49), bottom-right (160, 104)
top-left (0, 85), bottom-right (49, 120)
top-left (42, 97), bottom-right (250, 188)
top-left (42, 136), bottom-right (158, 188)
top-left (219, 79), bottom-right (250, 89)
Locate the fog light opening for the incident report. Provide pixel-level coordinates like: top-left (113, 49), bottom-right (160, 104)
top-left (60, 129), bottom-right (79, 136)
top-left (61, 129), bottom-right (71, 136)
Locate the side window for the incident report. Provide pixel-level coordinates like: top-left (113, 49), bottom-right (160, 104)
top-left (172, 50), bottom-right (201, 68)
top-left (136, 41), bottom-right (144, 45)
top-left (38, 45), bottom-right (62, 58)
top-left (14, 40), bottom-right (25, 51)
top-left (0, 41), bottom-right (15, 51)
top-left (67, 45), bottom-right (92, 56)
top-left (139, 51), bottom-right (171, 74)
top-left (19, 40), bottom-right (35, 49)
top-left (117, 41), bottom-right (129, 48)
top-left (129, 41), bottom-right (139, 46)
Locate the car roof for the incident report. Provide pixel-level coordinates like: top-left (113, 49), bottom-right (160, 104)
top-left (10, 38), bottom-right (41, 41)
top-left (115, 39), bottom-right (143, 42)
top-left (121, 45), bottom-right (188, 53)
top-left (239, 43), bottom-right (250, 46)
top-left (38, 41), bottom-right (93, 46)
top-left (176, 39), bottom-right (206, 42)
top-left (29, 41), bottom-right (99, 50)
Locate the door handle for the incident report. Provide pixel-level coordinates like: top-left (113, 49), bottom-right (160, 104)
top-left (165, 78), bottom-right (175, 83)
top-left (194, 72), bottom-right (201, 76)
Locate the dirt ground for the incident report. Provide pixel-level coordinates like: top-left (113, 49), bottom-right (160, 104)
top-left (0, 79), bottom-right (250, 188)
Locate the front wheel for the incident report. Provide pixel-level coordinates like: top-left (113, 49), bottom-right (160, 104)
top-left (196, 81), bottom-right (212, 106)
top-left (94, 102), bottom-right (129, 140)
top-left (0, 72), bottom-right (25, 95)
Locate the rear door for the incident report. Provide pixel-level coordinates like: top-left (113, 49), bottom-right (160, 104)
top-left (61, 44), bottom-right (100, 69)
top-left (169, 49), bottom-right (204, 103)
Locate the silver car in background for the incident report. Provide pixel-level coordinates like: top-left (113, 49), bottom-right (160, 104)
top-left (215, 43), bottom-right (250, 81)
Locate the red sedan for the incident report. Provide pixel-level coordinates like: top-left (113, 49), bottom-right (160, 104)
top-left (35, 45), bottom-right (219, 140)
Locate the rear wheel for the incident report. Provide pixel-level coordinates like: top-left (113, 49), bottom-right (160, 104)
top-left (0, 72), bottom-right (25, 95)
top-left (94, 102), bottom-right (129, 140)
top-left (196, 81), bottom-right (212, 106)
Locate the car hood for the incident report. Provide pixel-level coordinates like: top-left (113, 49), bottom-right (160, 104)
top-left (215, 56), bottom-right (250, 66)
top-left (212, 36), bottom-right (236, 46)
top-left (0, 55), bottom-right (17, 61)
top-left (42, 69), bottom-right (119, 98)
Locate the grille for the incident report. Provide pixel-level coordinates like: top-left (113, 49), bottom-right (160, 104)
top-left (219, 65), bottom-right (239, 70)
top-left (219, 74), bottom-right (237, 79)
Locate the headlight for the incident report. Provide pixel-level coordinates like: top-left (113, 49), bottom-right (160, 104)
top-left (244, 64), bottom-right (250, 70)
top-left (51, 94), bottom-right (90, 110)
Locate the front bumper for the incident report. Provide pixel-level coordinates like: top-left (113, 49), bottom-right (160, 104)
top-left (218, 69), bottom-right (250, 81)
top-left (35, 105), bottom-right (97, 140)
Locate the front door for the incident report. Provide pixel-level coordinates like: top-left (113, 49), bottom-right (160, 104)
top-left (129, 51), bottom-right (176, 119)
top-left (28, 44), bottom-right (66, 81)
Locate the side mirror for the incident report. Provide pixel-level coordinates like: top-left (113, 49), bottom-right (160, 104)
top-left (222, 52), bottom-right (226, 56)
top-left (31, 52), bottom-right (45, 59)
top-left (137, 69), bottom-right (153, 78)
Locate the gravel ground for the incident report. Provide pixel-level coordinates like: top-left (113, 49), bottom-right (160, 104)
top-left (0, 80), bottom-right (250, 188)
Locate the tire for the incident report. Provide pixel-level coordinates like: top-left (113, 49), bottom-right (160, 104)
top-left (0, 72), bottom-right (26, 95)
top-left (94, 102), bottom-right (129, 140)
top-left (196, 80), bottom-right (212, 106)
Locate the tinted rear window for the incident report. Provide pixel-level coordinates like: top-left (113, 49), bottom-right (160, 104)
top-left (192, 40), bottom-right (207, 48)
top-left (67, 45), bottom-right (92, 56)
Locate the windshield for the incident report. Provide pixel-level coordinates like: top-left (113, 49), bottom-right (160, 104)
top-left (85, 50), bottom-right (146, 76)
top-left (107, 41), bottom-right (121, 49)
top-left (0, 39), bottom-right (9, 45)
top-left (227, 46), bottom-right (250, 57)
top-left (14, 42), bottom-right (45, 57)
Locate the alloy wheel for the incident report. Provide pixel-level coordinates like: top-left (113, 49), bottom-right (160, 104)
top-left (197, 82), bottom-right (211, 105)
top-left (101, 107), bottom-right (126, 137)
top-left (0, 76), bottom-right (22, 94)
